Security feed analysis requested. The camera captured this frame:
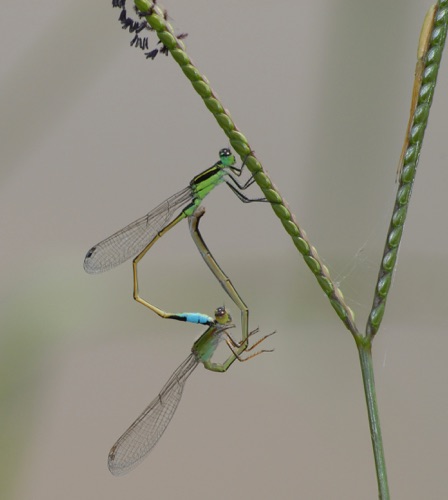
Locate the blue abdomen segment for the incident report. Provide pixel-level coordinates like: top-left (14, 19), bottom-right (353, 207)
top-left (172, 313), bottom-right (214, 325)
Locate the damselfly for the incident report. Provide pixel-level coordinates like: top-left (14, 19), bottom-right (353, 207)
top-left (108, 306), bottom-right (274, 475)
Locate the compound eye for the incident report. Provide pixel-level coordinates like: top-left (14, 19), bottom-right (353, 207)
top-left (219, 148), bottom-right (231, 158)
top-left (215, 306), bottom-right (226, 318)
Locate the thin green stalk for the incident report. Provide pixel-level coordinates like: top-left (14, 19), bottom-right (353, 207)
top-left (357, 338), bottom-right (389, 500)
top-left (367, 1), bottom-right (448, 339)
top-left (135, 0), bottom-right (359, 338)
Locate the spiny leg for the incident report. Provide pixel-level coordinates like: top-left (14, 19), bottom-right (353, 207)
top-left (229, 151), bottom-right (252, 177)
top-left (224, 179), bottom-right (268, 203)
top-left (224, 329), bottom-right (276, 362)
top-left (202, 328), bottom-right (275, 370)
top-left (226, 151), bottom-right (268, 201)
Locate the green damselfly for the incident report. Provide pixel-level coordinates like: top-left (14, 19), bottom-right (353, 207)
top-left (84, 148), bottom-right (264, 274)
top-left (107, 306), bottom-right (274, 476)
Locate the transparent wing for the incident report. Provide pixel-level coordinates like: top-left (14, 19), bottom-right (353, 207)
top-left (84, 186), bottom-right (193, 273)
top-left (108, 353), bottom-right (198, 476)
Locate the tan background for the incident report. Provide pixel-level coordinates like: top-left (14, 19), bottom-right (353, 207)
top-left (2, 0), bottom-right (448, 499)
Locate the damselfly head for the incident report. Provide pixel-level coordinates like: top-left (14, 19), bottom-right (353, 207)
top-left (214, 306), bottom-right (232, 325)
top-left (219, 148), bottom-right (235, 167)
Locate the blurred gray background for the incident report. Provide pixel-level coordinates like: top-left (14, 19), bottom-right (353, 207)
top-left (1, 1), bottom-right (447, 499)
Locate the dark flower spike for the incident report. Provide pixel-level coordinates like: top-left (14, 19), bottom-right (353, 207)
top-left (113, 0), bottom-right (186, 61)
top-left (112, 0), bottom-right (125, 8)
top-left (130, 34), bottom-right (149, 50)
top-left (145, 49), bottom-right (159, 60)
top-left (159, 44), bottom-right (169, 56)
top-left (118, 8), bottom-right (127, 23)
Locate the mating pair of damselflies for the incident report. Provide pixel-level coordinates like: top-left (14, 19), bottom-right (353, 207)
top-left (84, 149), bottom-right (273, 475)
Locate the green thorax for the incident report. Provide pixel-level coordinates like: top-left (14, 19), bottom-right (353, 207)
top-left (191, 324), bottom-right (226, 363)
top-left (184, 149), bottom-right (237, 217)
